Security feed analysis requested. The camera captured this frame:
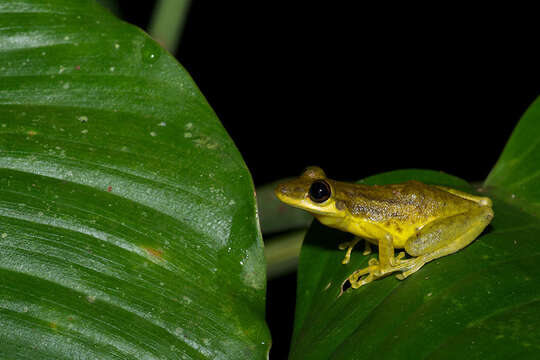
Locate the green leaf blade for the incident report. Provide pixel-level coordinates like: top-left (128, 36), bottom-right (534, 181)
top-left (290, 169), bottom-right (540, 359)
top-left (485, 96), bottom-right (540, 215)
top-left (0, 1), bottom-right (270, 358)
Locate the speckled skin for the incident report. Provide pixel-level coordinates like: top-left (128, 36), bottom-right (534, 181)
top-left (275, 166), bottom-right (494, 288)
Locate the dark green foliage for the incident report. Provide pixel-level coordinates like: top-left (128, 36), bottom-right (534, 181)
top-left (0, 1), bottom-right (270, 358)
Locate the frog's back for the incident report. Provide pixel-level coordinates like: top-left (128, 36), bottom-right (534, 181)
top-left (337, 180), bottom-right (479, 226)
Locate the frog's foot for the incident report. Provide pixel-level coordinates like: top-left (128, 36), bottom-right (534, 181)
top-left (347, 257), bottom-right (388, 288)
top-left (338, 237), bottom-right (360, 264)
top-left (348, 255), bottom-right (416, 288)
top-left (391, 251), bottom-right (407, 266)
top-left (395, 256), bottom-right (427, 280)
top-left (349, 272), bottom-right (375, 288)
top-left (348, 263), bottom-right (379, 288)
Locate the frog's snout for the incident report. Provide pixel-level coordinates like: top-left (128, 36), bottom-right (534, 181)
top-left (275, 182), bottom-right (288, 199)
top-left (275, 182), bottom-right (297, 204)
top-left (275, 179), bottom-right (311, 205)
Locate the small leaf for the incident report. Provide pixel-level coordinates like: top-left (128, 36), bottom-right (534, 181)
top-left (0, 1), bottom-right (270, 358)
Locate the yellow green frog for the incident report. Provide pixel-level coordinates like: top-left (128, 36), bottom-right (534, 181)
top-left (275, 167), bottom-right (494, 288)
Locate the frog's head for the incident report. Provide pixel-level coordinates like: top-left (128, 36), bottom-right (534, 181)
top-left (275, 166), bottom-right (345, 217)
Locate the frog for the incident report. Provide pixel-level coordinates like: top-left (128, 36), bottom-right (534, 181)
top-left (275, 166), bottom-right (494, 288)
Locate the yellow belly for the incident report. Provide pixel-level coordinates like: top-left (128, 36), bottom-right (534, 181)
top-left (345, 218), bottom-right (420, 249)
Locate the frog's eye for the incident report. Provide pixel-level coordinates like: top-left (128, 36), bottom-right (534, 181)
top-left (309, 180), bottom-right (331, 203)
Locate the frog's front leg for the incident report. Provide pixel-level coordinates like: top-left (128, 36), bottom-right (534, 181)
top-left (362, 240), bottom-right (372, 255)
top-left (348, 234), bottom-right (405, 288)
top-left (339, 237), bottom-right (373, 264)
top-left (338, 237), bottom-right (360, 264)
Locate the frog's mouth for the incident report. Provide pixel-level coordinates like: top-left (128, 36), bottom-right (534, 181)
top-left (274, 191), bottom-right (303, 208)
top-left (295, 201), bottom-right (341, 217)
top-left (276, 194), bottom-right (340, 217)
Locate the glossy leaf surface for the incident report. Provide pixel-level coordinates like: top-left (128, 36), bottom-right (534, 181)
top-left (290, 98), bottom-right (540, 359)
top-left (0, 1), bottom-right (270, 358)
top-left (485, 96), bottom-right (540, 211)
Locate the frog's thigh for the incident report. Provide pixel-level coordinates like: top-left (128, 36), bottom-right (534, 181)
top-left (405, 206), bottom-right (493, 258)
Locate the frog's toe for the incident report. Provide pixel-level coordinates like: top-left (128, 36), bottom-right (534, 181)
top-left (348, 267), bottom-right (377, 288)
top-left (341, 250), bottom-right (354, 264)
top-left (388, 252), bottom-right (408, 267)
top-left (350, 273), bottom-right (374, 288)
top-left (395, 270), bottom-right (414, 280)
top-left (368, 258), bottom-right (379, 266)
top-left (395, 258), bottom-right (426, 280)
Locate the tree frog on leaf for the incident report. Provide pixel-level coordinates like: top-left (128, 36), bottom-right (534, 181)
top-left (275, 167), bottom-right (494, 288)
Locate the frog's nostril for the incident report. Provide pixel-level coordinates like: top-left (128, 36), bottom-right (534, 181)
top-left (277, 183), bottom-right (293, 197)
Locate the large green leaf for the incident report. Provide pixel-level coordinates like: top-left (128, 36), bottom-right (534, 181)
top-left (289, 100), bottom-right (540, 359)
top-left (485, 96), bottom-right (540, 211)
top-left (0, 1), bottom-right (270, 358)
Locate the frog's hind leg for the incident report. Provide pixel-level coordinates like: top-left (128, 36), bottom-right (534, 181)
top-left (346, 204), bottom-right (492, 289)
top-left (434, 186), bottom-right (492, 207)
top-left (397, 205), bottom-right (494, 280)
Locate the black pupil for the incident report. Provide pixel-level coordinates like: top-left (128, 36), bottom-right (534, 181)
top-left (309, 180), bottom-right (331, 203)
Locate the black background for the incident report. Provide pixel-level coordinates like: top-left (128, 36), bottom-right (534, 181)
top-left (117, 2), bottom-right (539, 358)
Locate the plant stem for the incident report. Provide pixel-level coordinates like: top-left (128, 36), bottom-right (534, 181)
top-left (148, 0), bottom-right (191, 53)
top-left (265, 230), bottom-right (306, 279)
